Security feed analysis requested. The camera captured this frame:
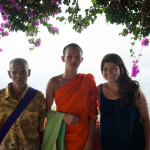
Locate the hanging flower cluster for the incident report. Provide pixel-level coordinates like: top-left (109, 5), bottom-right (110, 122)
top-left (141, 38), bottom-right (149, 47)
top-left (0, 0), bottom-right (62, 51)
top-left (131, 37), bottom-right (149, 77)
top-left (50, 26), bottom-right (59, 34)
top-left (0, 26), bottom-right (9, 37)
top-left (131, 59), bottom-right (140, 77)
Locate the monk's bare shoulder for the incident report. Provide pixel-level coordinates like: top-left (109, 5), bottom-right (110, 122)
top-left (47, 74), bottom-right (63, 91)
top-left (46, 75), bottom-right (63, 109)
top-left (48, 75), bottom-right (62, 84)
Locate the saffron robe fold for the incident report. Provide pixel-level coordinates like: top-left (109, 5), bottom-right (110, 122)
top-left (55, 73), bottom-right (98, 150)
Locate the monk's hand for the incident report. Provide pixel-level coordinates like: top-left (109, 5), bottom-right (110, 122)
top-left (63, 113), bottom-right (80, 125)
top-left (83, 142), bottom-right (93, 150)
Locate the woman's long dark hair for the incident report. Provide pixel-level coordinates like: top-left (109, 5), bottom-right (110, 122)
top-left (101, 53), bottom-right (140, 105)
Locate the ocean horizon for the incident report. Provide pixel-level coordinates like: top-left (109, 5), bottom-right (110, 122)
top-left (0, 67), bottom-right (150, 113)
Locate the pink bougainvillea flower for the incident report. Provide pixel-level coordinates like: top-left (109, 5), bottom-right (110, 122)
top-left (4, 31), bottom-right (9, 36)
top-left (3, 22), bottom-right (12, 29)
top-left (141, 38), bottom-right (149, 46)
top-left (34, 38), bottom-right (41, 47)
top-left (0, 4), bottom-right (8, 14)
top-left (50, 26), bottom-right (59, 34)
top-left (34, 21), bottom-right (40, 27)
top-left (57, 1), bottom-right (62, 5)
top-left (132, 59), bottom-right (138, 63)
top-left (0, 4), bottom-right (4, 12)
top-left (0, 27), bottom-right (4, 32)
top-left (130, 37), bottom-right (149, 77)
top-left (42, 17), bottom-right (49, 22)
top-left (0, 48), bottom-right (3, 52)
top-left (131, 63), bottom-right (140, 77)
top-left (2, 15), bottom-right (8, 21)
top-left (50, 0), bottom-right (55, 4)
top-left (75, 20), bottom-right (79, 23)
top-left (82, 26), bottom-right (86, 29)
top-left (10, 2), bottom-right (21, 10)
top-left (27, 11), bottom-right (35, 18)
top-left (54, 8), bottom-right (59, 15)
top-left (1, 22), bottom-right (5, 27)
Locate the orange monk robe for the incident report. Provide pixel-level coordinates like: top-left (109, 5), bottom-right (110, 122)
top-left (55, 73), bottom-right (98, 150)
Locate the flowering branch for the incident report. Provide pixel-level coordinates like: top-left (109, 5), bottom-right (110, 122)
top-left (0, 0), bottom-right (63, 51)
top-left (131, 37), bottom-right (149, 77)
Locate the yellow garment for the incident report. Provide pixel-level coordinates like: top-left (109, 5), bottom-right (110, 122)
top-left (0, 83), bottom-right (46, 150)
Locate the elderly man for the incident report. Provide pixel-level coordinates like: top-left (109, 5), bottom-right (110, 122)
top-left (0, 58), bottom-right (46, 150)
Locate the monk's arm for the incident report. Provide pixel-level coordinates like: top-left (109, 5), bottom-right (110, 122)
top-left (46, 79), bottom-right (55, 110)
top-left (83, 117), bottom-right (96, 150)
top-left (97, 85), bottom-right (101, 114)
top-left (46, 78), bottom-right (79, 124)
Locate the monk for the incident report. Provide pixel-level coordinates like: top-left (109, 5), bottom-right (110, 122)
top-left (45, 43), bottom-right (98, 150)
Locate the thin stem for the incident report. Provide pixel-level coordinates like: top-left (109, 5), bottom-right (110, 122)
top-left (137, 46), bottom-right (143, 61)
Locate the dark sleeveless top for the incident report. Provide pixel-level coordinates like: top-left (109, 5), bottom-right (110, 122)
top-left (99, 84), bottom-right (145, 150)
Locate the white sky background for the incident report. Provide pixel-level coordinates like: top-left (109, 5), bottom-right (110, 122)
top-left (0, 1), bottom-right (150, 92)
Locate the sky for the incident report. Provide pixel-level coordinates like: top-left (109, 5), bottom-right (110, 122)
top-left (0, 1), bottom-right (150, 89)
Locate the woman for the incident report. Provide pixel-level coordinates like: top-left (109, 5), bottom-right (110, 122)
top-left (97, 53), bottom-right (150, 150)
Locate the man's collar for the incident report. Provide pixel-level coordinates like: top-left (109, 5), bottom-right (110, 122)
top-left (5, 82), bottom-right (29, 99)
top-left (5, 83), bottom-right (13, 99)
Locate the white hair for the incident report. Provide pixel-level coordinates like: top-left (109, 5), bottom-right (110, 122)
top-left (9, 58), bottom-right (29, 70)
